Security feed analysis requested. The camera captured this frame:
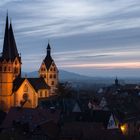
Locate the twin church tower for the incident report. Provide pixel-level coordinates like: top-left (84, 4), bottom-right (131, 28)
top-left (0, 14), bottom-right (58, 111)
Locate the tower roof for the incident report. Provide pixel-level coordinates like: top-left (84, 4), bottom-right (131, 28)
top-left (1, 14), bottom-right (19, 61)
top-left (44, 43), bottom-right (53, 70)
top-left (47, 42), bottom-right (51, 50)
top-left (9, 22), bottom-right (19, 59)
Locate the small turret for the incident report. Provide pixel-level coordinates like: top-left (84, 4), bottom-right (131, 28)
top-left (115, 77), bottom-right (119, 86)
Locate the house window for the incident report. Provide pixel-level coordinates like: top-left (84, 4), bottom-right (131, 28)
top-left (40, 91), bottom-right (42, 97)
top-left (54, 68), bottom-right (56, 71)
top-left (45, 91), bottom-right (47, 97)
top-left (51, 81), bottom-right (54, 85)
top-left (50, 68), bottom-right (52, 71)
top-left (8, 67), bottom-right (11, 72)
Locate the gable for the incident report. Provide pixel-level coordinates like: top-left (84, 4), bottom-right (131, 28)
top-left (49, 62), bottom-right (58, 72)
top-left (72, 103), bottom-right (81, 113)
top-left (107, 114), bottom-right (118, 129)
top-left (39, 62), bottom-right (47, 72)
top-left (15, 78), bottom-right (37, 93)
top-left (13, 78), bottom-right (50, 93)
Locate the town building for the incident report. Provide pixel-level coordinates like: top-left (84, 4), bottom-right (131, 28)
top-left (0, 15), bottom-right (59, 112)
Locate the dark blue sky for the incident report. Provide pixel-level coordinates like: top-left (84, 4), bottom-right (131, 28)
top-left (0, 0), bottom-right (140, 77)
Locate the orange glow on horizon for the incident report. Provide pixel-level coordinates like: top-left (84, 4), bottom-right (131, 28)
top-left (61, 61), bottom-right (140, 69)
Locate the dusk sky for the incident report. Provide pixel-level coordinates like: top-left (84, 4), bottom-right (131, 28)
top-left (0, 0), bottom-right (140, 77)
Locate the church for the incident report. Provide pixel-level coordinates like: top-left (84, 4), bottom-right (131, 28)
top-left (0, 15), bottom-right (59, 112)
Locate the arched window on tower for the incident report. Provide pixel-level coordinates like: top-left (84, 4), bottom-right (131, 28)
top-left (8, 67), bottom-right (11, 72)
top-left (14, 67), bottom-right (18, 73)
top-left (4, 66), bottom-right (6, 72)
top-left (54, 74), bottom-right (56, 78)
top-left (50, 74), bottom-right (52, 79)
top-left (51, 81), bottom-right (54, 85)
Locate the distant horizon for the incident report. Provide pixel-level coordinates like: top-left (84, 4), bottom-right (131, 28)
top-left (0, 0), bottom-right (140, 77)
top-left (22, 69), bottom-right (140, 79)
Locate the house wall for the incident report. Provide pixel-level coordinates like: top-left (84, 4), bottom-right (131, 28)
top-left (14, 79), bottom-right (38, 108)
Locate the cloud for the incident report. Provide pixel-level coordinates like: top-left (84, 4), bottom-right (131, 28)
top-left (0, 0), bottom-right (140, 76)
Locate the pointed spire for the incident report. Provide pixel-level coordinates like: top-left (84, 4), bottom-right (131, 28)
top-left (47, 42), bottom-right (51, 56)
top-left (115, 76), bottom-right (118, 86)
top-left (44, 42), bottom-right (53, 70)
top-left (9, 20), bottom-right (19, 59)
top-left (2, 13), bottom-right (11, 60)
top-left (2, 13), bottom-right (20, 61)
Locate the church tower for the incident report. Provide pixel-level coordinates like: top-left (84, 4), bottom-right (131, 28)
top-left (39, 43), bottom-right (58, 95)
top-left (0, 14), bottom-right (21, 111)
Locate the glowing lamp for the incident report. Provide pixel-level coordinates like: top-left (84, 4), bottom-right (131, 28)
top-left (120, 124), bottom-right (127, 135)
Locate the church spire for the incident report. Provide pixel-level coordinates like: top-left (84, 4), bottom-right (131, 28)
top-left (2, 13), bottom-right (19, 61)
top-left (2, 13), bottom-right (11, 60)
top-left (44, 42), bottom-right (53, 70)
top-left (9, 20), bottom-right (19, 59)
top-left (47, 42), bottom-right (51, 57)
top-left (115, 76), bottom-right (119, 86)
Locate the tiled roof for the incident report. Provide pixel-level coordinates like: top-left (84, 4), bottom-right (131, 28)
top-left (13, 78), bottom-right (50, 92)
top-left (1, 107), bottom-right (60, 130)
top-left (61, 122), bottom-right (123, 140)
top-left (43, 43), bottom-right (54, 70)
top-left (44, 55), bottom-right (53, 70)
top-left (28, 78), bottom-right (50, 91)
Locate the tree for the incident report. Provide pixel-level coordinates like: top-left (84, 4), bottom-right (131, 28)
top-left (56, 82), bottom-right (72, 98)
